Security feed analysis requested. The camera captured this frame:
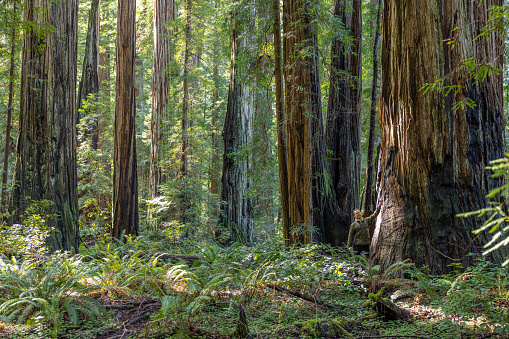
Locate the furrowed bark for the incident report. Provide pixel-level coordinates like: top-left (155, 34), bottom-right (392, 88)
top-left (112, 0), bottom-right (139, 239)
top-left (371, 0), bottom-right (506, 274)
top-left (150, 0), bottom-right (174, 198)
top-left (13, 0), bottom-right (79, 252)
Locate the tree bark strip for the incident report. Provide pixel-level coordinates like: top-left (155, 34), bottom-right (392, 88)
top-left (112, 0), bottom-right (139, 238)
top-left (150, 0), bottom-right (174, 198)
top-left (273, 0), bottom-right (290, 245)
top-left (1, 2), bottom-right (18, 213)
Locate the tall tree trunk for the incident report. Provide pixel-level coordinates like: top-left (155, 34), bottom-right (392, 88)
top-left (77, 0), bottom-right (100, 149)
top-left (150, 0), bottom-right (174, 198)
top-left (1, 2), bottom-right (18, 213)
top-left (112, 0), bottom-right (139, 238)
top-left (325, 0), bottom-right (362, 245)
top-left (97, 44), bottom-right (111, 149)
top-left (363, 0), bottom-right (382, 213)
top-left (219, 8), bottom-right (254, 245)
top-left (371, 0), bottom-right (506, 274)
top-left (273, 0), bottom-right (289, 244)
top-left (283, 0), bottom-right (346, 245)
top-left (210, 62), bottom-right (221, 220)
top-left (12, 0), bottom-right (79, 252)
top-left (179, 0), bottom-right (192, 223)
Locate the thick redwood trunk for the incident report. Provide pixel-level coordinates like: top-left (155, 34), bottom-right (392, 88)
top-left (112, 0), bottom-right (138, 238)
top-left (363, 0), bottom-right (382, 213)
top-left (150, 0), bottom-right (174, 198)
top-left (13, 0), bottom-right (79, 252)
top-left (371, 0), bottom-right (506, 274)
top-left (219, 10), bottom-right (254, 245)
top-left (77, 0), bottom-right (100, 149)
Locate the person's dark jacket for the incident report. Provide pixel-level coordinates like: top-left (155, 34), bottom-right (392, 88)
top-left (347, 206), bottom-right (381, 248)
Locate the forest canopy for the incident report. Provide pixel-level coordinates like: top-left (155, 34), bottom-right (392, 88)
top-left (0, 0), bottom-right (508, 338)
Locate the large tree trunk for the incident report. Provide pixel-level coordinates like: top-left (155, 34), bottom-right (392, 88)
top-left (77, 0), bottom-right (100, 149)
top-left (325, 0), bottom-right (362, 245)
top-left (363, 0), bottom-right (382, 213)
top-left (283, 0), bottom-right (346, 245)
top-left (112, 0), bottom-right (139, 239)
top-left (1, 2), bottom-right (18, 213)
top-left (12, 0), bottom-right (79, 252)
top-left (219, 9), bottom-right (254, 245)
top-left (371, 0), bottom-right (506, 274)
top-left (273, 0), bottom-right (289, 244)
top-left (150, 0), bottom-right (174, 198)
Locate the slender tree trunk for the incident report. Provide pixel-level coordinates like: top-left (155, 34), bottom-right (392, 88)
top-left (325, 0), bottom-right (362, 245)
top-left (210, 63), bottom-right (221, 220)
top-left (363, 0), bottom-right (382, 213)
top-left (97, 46), bottom-right (110, 149)
top-left (219, 6), bottom-right (254, 245)
top-left (112, 0), bottom-right (139, 238)
top-left (1, 2), bottom-right (18, 213)
top-left (179, 0), bottom-right (192, 223)
top-left (273, 0), bottom-right (289, 244)
top-left (371, 0), bottom-right (506, 274)
top-left (12, 0), bottom-right (79, 252)
top-left (77, 0), bottom-right (100, 149)
top-left (150, 0), bottom-right (174, 198)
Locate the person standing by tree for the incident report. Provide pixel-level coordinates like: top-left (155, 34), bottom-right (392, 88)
top-left (348, 198), bottom-right (381, 254)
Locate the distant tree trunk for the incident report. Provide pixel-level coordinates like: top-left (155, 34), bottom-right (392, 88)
top-left (112, 0), bottom-right (138, 239)
top-left (363, 0), bottom-right (382, 213)
top-left (371, 0), bottom-right (506, 274)
top-left (273, 0), bottom-right (289, 244)
top-left (12, 0), bottom-right (79, 252)
top-left (150, 0), bottom-right (174, 198)
top-left (77, 0), bottom-right (100, 149)
top-left (325, 0), bottom-right (362, 245)
top-left (97, 48), bottom-right (110, 149)
top-left (179, 0), bottom-right (192, 223)
top-left (210, 62), bottom-right (221, 219)
top-left (219, 7), bottom-right (254, 245)
top-left (1, 2), bottom-right (18, 213)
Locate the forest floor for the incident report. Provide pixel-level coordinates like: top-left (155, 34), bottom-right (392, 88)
top-left (1, 230), bottom-right (508, 339)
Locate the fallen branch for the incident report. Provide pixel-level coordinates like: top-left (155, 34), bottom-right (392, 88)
top-left (373, 299), bottom-right (409, 320)
top-left (266, 284), bottom-right (354, 310)
top-left (104, 299), bottom-right (160, 310)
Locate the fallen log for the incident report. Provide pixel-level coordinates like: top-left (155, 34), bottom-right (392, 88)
top-left (266, 284), bottom-right (354, 310)
top-left (372, 299), bottom-right (410, 320)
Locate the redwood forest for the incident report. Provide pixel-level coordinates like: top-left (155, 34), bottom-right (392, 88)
top-left (0, 0), bottom-right (508, 338)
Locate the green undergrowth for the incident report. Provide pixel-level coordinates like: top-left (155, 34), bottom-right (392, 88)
top-left (0, 231), bottom-right (507, 338)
